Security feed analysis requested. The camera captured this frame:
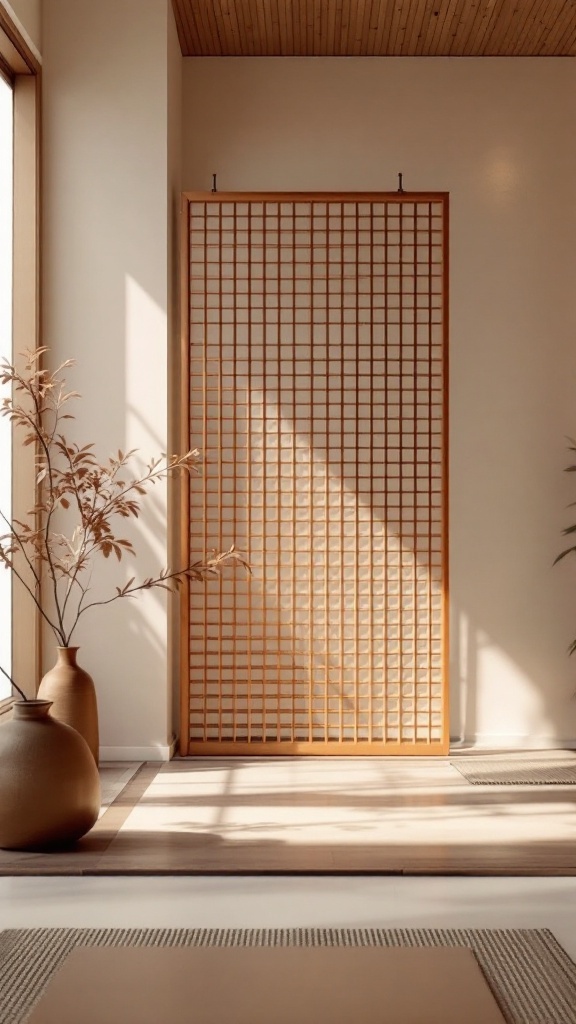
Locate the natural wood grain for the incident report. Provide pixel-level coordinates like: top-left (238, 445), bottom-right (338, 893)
top-left (179, 197), bottom-right (192, 756)
top-left (0, 6), bottom-right (39, 72)
top-left (172, 0), bottom-right (576, 56)
top-left (182, 192), bottom-right (448, 754)
top-left (11, 61), bottom-right (41, 702)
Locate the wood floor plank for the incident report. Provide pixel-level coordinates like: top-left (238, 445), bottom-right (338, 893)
top-left (2, 754), bottom-right (576, 875)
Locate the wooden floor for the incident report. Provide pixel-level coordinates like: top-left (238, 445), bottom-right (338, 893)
top-left (2, 753), bottom-right (576, 875)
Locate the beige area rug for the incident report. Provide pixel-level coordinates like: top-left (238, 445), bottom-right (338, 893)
top-left (3, 758), bottom-right (576, 875)
top-left (1, 927), bottom-right (576, 1024)
top-left (452, 759), bottom-right (576, 786)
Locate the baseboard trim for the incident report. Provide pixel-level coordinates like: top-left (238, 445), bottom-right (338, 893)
top-left (99, 737), bottom-right (176, 762)
top-left (102, 736), bottom-right (576, 759)
top-left (451, 735), bottom-right (576, 751)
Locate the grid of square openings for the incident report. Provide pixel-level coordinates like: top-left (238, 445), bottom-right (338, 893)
top-left (189, 198), bottom-right (446, 747)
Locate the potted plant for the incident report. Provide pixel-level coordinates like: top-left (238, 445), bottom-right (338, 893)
top-left (0, 348), bottom-right (247, 762)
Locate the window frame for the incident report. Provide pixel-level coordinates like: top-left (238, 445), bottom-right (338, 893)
top-left (0, 7), bottom-right (40, 714)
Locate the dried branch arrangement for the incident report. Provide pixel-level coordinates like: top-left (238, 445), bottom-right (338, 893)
top-left (555, 437), bottom-right (576, 655)
top-left (0, 348), bottom-right (248, 648)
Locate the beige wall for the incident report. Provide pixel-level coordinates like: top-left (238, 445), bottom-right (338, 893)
top-left (43, 0), bottom-right (178, 759)
top-left (1, 0), bottom-right (41, 54)
top-left (182, 56), bottom-right (576, 747)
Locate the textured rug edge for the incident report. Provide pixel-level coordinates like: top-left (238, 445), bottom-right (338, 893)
top-left (2, 926), bottom-right (576, 1024)
top-left (450, 760), bottom-right (576, 785)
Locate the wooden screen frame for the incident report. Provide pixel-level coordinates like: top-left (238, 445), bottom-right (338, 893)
top-left (178, 191), bottom-right (449, 756)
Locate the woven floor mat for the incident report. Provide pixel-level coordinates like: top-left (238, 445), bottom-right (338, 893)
top-left (1, 926), bottom-right (576, 1024)
top-left (451, 759), bottom-right (576, 785)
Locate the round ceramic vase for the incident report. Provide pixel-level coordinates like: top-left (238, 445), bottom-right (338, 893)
top-left (38, 646), bottom-right (99, 765)
top-left (0, 700), bottom-right (101, 851)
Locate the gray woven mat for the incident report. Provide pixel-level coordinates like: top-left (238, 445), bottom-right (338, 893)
top-left (452, 759), bottom-right (576, 785)
top-left (1, 927), bottom-right (575, 1024)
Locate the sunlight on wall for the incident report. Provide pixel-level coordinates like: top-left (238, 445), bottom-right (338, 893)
top-left (473, 628), bottom-right (552, 744)
top-left (125, 275), bottom-right (167, 448)
top-left (482, 148), bottom-right (521, 203)
top-left (252, 408), bottom-right (443, 742)
top-left (123, 274), bottom-right (169, 643)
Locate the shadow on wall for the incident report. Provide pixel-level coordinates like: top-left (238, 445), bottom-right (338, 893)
top-left (186, 341), bottom-right (576, 751)
top-left (189, 360), bottom-right (445, 747)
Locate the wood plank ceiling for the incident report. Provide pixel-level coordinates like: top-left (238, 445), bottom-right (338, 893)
top-left (172, 1), bottom-right (576, 57)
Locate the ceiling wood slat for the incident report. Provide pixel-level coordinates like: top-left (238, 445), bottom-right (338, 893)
top-left (225, 0), bottom-right (245, 55)
top-left (444, 0), bottom-right (478, 56)
top-left (278, 0), bottom-right (287, 53)
top-left (375, 0), bottom-right (397, 55)
top-left (391, 3), bottom-right (409, 56)
top-left (477, 0), bottom-right (513, 57)
top-left (271, 0), bottom-right (284, 55)
top-left (354, 0), bottom-right (372, 58)
top-left (410, 0), bottom-right (436, 57)
top-left (199, 0), bottom-right (221, 54)
top-left (254, 0), bottom-right (268, 54)
top-left (172, 1), bottom-right (188, 54)
top-left (364, 0), bottom-right (383, 55)
top-left (340, 0), bottom-right (352, 56)
top-left (194, 1), bottom-right (215, 54)
top-left (525, 3), bottom-right (563, 57)
top-left (392, 2), bottom-right (411, 56)
top-left (324, 0), bottom-right (337, 56)
top-left (312, 0), bottom-right (323, 55)
top-left (510, 0), bottom-right (558, 56)
top-left (541, 5), bottom-right (576, 55)
top-left (496, 3), bottom-right (532, 57)
top-left (424, 0), bottom-right (458, 56)
top-left (172, 0), bottom-right (576, 56)
top-left (507, 0), bottom-right (540, 56)
top-left (332, 0), bottom-right (344, 57)
top-left (175, 0), bottom-right (196, 55)
top-left (365, 0), bottom-right (381, 58)
top-left (463, 0), bottom-right (499, 57)
top-left (553, 16), bottom-right (576, 56)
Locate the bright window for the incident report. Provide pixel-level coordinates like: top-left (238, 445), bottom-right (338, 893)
top-left (0, 74), bottom-right (13, 699)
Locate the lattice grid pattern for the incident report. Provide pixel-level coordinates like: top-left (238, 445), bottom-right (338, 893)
top-left (186, 194), bottom-right (448, 753)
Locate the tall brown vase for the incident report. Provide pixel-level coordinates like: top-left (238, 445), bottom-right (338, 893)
top-left (0, 700), bottom-right (100, 850)
top-left (38, 647), bottom-right (99, 765)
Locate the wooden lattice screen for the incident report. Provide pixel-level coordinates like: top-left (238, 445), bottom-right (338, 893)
top-left (181, 192), bottom-right (448, 755)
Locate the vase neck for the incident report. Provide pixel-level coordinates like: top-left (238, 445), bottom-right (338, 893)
top-left (12, 700), bottom-right (53, 721)
top-left (56, 646), bottom-right (79, 667)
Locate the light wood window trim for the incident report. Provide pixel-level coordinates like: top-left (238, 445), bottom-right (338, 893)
top-left (0, 52), bottom-right (14, 84)
top-left (0, 6), bottom-right (39, 74)
top-left (0, 11), bottom-right (40, 708)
